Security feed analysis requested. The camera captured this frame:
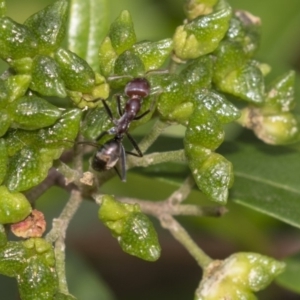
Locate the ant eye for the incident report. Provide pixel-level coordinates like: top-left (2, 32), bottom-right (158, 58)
top-left (125, 78), bottom-right (150, 98)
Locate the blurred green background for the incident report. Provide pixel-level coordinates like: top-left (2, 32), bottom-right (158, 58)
top-left (1, 0), bottom-right (300, 299)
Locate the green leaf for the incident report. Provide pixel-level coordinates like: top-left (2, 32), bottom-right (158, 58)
top-left (0, 186), bottom-right (32, 224)
top-left (5, 75), bottom-right (31, 102)
top-left (18, 256), bottom-right (58, 300)
top-left (0, 241), bottom-right (28, 277)
top-left (132, 38), bottom-right (173, 71)
top-left (119, 212), bottom-right (161, 262)
top-left (108, 10), bottom-right (136, 55)
top-left (54, 48), bottom-right (95, 93)
top-left (24, 0), bottom-right (68, 55)
top-left (276, 253), bottom-right (300, 294)
top-left (222, 140), bottom-right (300, 228)
top-left (0, 17), bottom-right (38, 60)
top-left (7, 96), bottom-right (62, 130)
top-left (30, 55), bottom-right (66, 98)
top-left (68, 0), bottom-right (109, 71)
top-left (4, 147), bottom-right (57, 192)
top-left (173, 0), bottom-right (232, 59)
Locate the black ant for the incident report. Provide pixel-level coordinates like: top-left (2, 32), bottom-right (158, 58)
top-left (91, 77), bottom-right (151, 181)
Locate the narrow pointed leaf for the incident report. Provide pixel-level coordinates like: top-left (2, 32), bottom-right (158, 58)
top-left (222, 140), bottom-right (300, 228)
top-left (68, 0), bottom-right (109, 70)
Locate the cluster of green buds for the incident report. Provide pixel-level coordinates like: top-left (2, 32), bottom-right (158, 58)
top-left (0, 226), bottom-right (57, 299)
top-left (156, 0), bottom-right (300, 204)
top-left (194, 252), bottom-right (285, 300)
top-left (98, 195), bottom-right (161, 262)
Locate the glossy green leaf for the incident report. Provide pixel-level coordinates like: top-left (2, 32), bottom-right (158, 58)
top-left (4, 129), bottom-right (38, 157)
top-left (173, 0), bottom-right (232, 59)
top-left (156, 74), bottom-right (188, 122)
top-left (132, 38), bottom-right (173, 71)
top-left (38, 108), bottom-right (82, 148)
top-left (54, 48), bottom-right (95, 93)
top-left (99, 195), bottom-right (161, 261)
top-left (185, 106), bottom-right (224, 150)
top-left (216, 60), bottom-right (265, 104)
top-left (18, 256), bottom-right (58, 300)
top-left (265, 70), bottom-right (296, 112)
top-left (0, 241), bottom-right (28, 277)
top-left (8, 95), bottom-right (62, 130)
top-left (222, 140), bottom-right (300, 228)
top-left (81, 106), bottom-right (111, 140)
top-left (225, 11), bottom-right (261, 58)
top-left (180, 55), bottom-right (214, 93)
top-left (109, 10), bottom-right (136, 55)
top-left (24, 0), bottom-right (68, 54)
top-left (4, 109), bottom-right (81, 192)
top-left (68, 0), bottom-right (109, 70)
top-left (119, 212), bottom-right (161, 262)
top-left (4, 147), bottom-right (57, 192)
top-left (98, 37), bottom-right (118, 77)
top-left (193, 90), bottom-right (240, 124)
top-left (276, 253), bottom-right (300, 294)
top-left (0, 17), bottom-right (38, 60)
top-left (8, 57), bottom-right (33, 74)
top-left (0, 185), bottom-right (32, 224)
top-left (195, 252), bottom-right (285, 300)
top-left (5, 75), bottom-right (31, 102)
top-left (30, 55), bottom-right (66, 98)
top-left (113, 50), bottom-right (145, 79)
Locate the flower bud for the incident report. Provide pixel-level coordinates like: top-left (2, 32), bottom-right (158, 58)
top-left (195, 252), bottom-right (285, 299)
top-left (173, 0), bottom-right (232, 60)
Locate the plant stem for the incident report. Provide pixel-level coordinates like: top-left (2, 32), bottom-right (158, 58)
top-left (45, 139), bottom-right (84, 294)
top-left (127, 149), bottom-right (186, 168)
top-left (46, 189), bottom-right (82, 293)
top-left (160, 214), bottom-right (213, 268)
top-left (137, 119), bottom-right (170, 154)
top-left (168, 175), bottom-right (195, 205)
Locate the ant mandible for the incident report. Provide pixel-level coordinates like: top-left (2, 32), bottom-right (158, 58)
top-left (91, 77), bottom-right (151, 182)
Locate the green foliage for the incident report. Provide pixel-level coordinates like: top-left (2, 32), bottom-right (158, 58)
top-left (195, 252), bottom-right (285, 300)
top-left (0, 0), bottom-right (299, 299)
top-left (99, 195), bottom-right (161, 261)
top-left (0, 237), bottom-right (58, 299)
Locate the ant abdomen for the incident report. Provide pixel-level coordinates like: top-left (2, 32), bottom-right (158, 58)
top-left (125, 77), bottom-right (150, 98)
top-left (92, 138), bottom-right (122, 172)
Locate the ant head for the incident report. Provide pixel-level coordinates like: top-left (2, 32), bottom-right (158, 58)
top-left (124, 77), bottom-right (150, 99)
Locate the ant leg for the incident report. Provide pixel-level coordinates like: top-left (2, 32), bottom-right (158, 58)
top-left (133, 92), bottom-right (158, 120)
top-left (119, 144), bottom-right (127, 182)
top-left (101, 99), bottom-right (114, 120)
top-left (115, 94), bottom-right (124, 116)
top-left (134, 109), bottom-right (150, 120)
top-left (126, 133), bottom-right (143, 157)
top-left (95, 130), bottom-right (109, 142)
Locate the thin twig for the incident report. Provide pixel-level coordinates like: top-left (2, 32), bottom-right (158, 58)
top-left (137, 119), bottom-right (170, 154)
top-left (159, 214), bottom-right (213, 268)
top-left (45, 139), bottom-right (85, 294)
top-left (46, 189), bottom-right (82, 293)
top-left (168, 175), bottom-right (195, 205)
